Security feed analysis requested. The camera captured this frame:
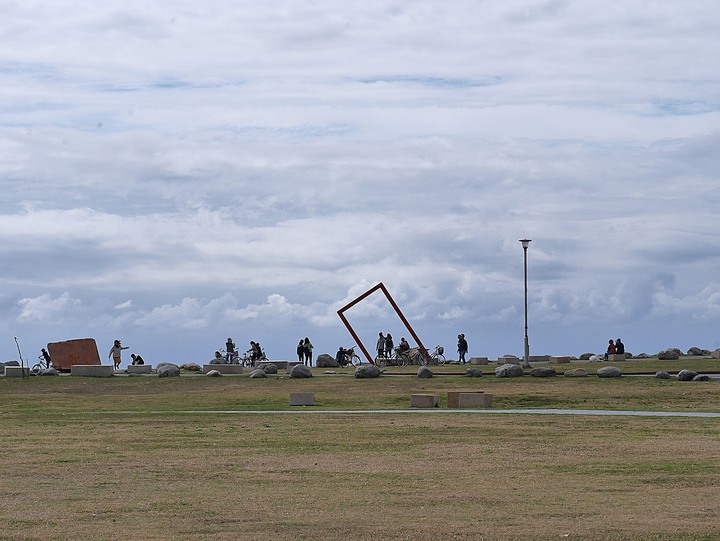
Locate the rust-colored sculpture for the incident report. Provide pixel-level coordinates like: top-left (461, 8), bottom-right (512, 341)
top-left (337, 282), bottom-right (428, 365)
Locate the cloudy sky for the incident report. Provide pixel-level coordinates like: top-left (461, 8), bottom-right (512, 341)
top-left (2, 0), bottom-right (720, 366)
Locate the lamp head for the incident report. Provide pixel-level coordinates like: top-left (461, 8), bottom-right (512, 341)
top-left (519, 239), bottom-right (532, 249)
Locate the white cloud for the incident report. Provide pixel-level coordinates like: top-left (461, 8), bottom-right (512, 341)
top-left (17, 292), bottom-right (82, 323)
top-left (2, 1), bottom-right (720, 362)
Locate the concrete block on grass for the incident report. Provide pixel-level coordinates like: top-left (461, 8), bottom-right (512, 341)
top-left (289, 392), bottom-right (315, 406)
top-left (202, 364), bottom-right (244, 375)
top-left (410, 394), bottom-right (439, 408)
top-left (71, 365), bottom-right (114, 377)
top-left (126, 365), bottom-right (152, 374)
top-left (4, 366), bottom-right (30, 377)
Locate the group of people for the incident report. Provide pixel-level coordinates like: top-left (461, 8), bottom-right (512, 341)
top-left (605, 338), bottom-right (625, 360)
top-left (375, 332), bottom-right (396, 357)
top-left (108, 339), bottom-right (144, 369)
top-left (375, 332), bottom-right (469, 362)
top-left (296, 337), bottom-right (314, 366)
top-left (221, 338), bottom-right (266, 366)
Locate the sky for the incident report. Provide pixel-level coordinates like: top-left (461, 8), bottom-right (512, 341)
top-left (2, 0), bottom-right (720, 367)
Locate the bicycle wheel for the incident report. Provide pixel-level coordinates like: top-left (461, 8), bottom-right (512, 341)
top-left (418, 351), bottom-right (428, 366)
top-left (375, 355), bottom-right (387, 368)
top-left (30, 363), bottom-right (43, 374)
top-left (351, 353), bottom-right (362, 367)
top-left (396, 353), bottom-right (406, 367)
top-left (436, 354), bottom-right (446, 366)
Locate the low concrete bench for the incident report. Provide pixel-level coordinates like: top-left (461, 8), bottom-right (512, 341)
top-left (549, 356), bottom-right (572, 364)
top-left (410, 394), bottom-right (439, 408)
top-left (71, 365), bottom-right (114, 377)
top-left (289, 392), bottom-right (315, 406)
top-left (257, 360), bottom-right (288, 370)
top-left (126, 365), bottom-right (152, 374)
top-left (607, 353), bottom-right (626, 362)
top-left (447, 391), bottom-right (492, 408)
top-left (469, 357), bottom-right (489, 365)
top-left (4, 366), bottom-right (30, 377)
top-left (202, 364), bottom-right (244, 374)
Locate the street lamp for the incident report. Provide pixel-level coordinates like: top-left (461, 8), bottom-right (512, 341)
top-left (519, 239), bottom-right (532, 368)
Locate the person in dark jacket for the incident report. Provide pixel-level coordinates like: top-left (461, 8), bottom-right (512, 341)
top-left (457, 333), bottom-right (469, 364)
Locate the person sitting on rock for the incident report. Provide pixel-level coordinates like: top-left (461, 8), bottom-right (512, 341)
top-left (615, 338), bottom-right (625, 355)
top-left (130, 353), bottom-right (145, 365)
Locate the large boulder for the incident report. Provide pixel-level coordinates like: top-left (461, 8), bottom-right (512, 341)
top-left (597, 366), bottom-right (622, 378)
top-left (158, 364), bottom-right (181, 378)
top-left (417, 366), bottom-right (433, 379)
top-left (677, 369), bottom-right (698, 381)
top-left (465, 367), bottom-right (483, 377)
top-left (657, 350), bottom-right (680, 360)
top-left (289, 364), bottom-right (313, 378)
top-left (205, 369), bottom-right (222, 377)
top-left (249, 369), bottom-right (267, 379)
top-left (531, 367), bottom-right (557, 378)
top-left (578, 353), bottom-right (595, 360)
top-left (693, 374), bottom-right (711, 382)
top-left (316, 354), bottom-right (338, 368)
top-left (180, 362), bottom-right (202, 372)
top-left (39, 367), bottom-right (59, 376)
top-left (687, 347), bottom-right (710, 356)
top-left (655, 371), bottom-right (672, 379)
top-left (634, 353), bottom-right (650, 359)
top-left (495, 363), bottom-right (524, 378)
top-left (261, 363), bottom-right (278, 374)
top-left (564, 368), bottom-right (588, 377)
top-left (355, 364), bottom-right (381, 379)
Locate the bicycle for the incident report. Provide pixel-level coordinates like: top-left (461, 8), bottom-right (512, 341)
top-left (420, 346), bottom-right (446, 366)
top-left (339, 346), bottom-right (361, 367)
top-left (31, 353), bottom-right (52, 374)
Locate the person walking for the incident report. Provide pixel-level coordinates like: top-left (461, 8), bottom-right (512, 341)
top-left (303, 337), bottom-right (313, 367)
top-left (376, 332), bottom-right (386, 358)
top-left (457, 333), bottom-right (469, 364)
top-left (108, 339), bottom-right (129, 370)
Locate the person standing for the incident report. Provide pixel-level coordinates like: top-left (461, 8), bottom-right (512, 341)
top-left (457, 333), bottom-right (469, 364)
top-left (376, 332), bottom-right (386, 358)
top-left (384, 334), bottom-right (394, 357)
top-left (225, 337), bottom-right (236, 363)
top-left (303, 337), bottom-right (313, 367)
top-left (108, 339), bottom-right (129, 370)
top-left (296, 340), bottom-right (305, 363)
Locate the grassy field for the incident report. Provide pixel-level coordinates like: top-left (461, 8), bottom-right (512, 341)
top-left (1, 363), bottom-right (719, 540)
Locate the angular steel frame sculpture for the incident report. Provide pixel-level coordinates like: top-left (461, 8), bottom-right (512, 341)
top-left (337, 282), bottom-right (428, 365)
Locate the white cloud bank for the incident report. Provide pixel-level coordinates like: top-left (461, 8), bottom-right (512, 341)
top-left (2, 1), bottom-right (720, 363)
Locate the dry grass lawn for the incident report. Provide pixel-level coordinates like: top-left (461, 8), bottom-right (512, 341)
top-left (1, 373), bottom-right (719, 540)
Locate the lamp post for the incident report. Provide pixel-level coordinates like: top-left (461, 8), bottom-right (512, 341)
top-left (519, 239), bottom-right (531, 368)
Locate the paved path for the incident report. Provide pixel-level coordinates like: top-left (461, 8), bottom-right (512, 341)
top-left (142, 408), bottom-right (720, 418)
